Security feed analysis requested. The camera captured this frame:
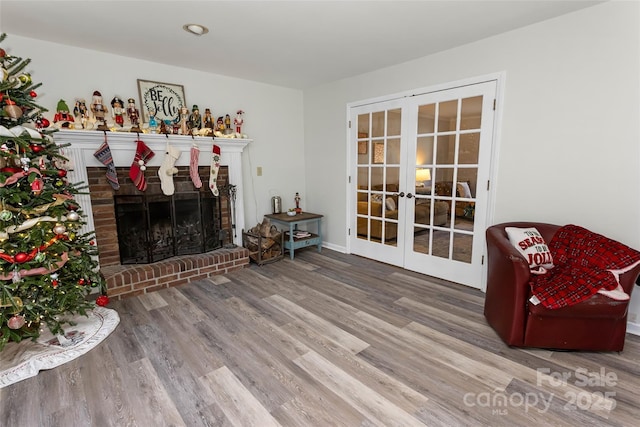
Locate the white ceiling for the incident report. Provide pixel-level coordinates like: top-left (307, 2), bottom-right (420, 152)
top-left (0, 0), bottom-right (602, 89)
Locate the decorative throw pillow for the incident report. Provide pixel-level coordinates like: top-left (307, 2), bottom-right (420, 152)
top-left (371, 194), bottom-right (383, 203)
top-left (457, 181), bottom-right (472, 198)
top-left (505, 227), bottom-right (554, 274)
top-left (385, 197), bottom-right (396, 211)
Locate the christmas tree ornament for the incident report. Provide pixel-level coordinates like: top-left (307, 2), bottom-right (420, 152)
top-left (209, 144), bottom-right (221, 196)
top-left (7, 314), bottom-right (26, 330)
top-left (93, 139), bottom-right (120, 190)
top-left (0, 47), bottom-right (5, 57)
top-left (53, 224), bottom-right (66, 234)
top-left (29, 143), bottom-right (43, 153)
top-left (57, 169), bottom-right (67, 178)
top-left (29, 90), bottom-right (37, 98)
top-left (12, 267), bottom-right (21, 283)
top-left (158, 142), bottom-right (181, 196)
top-left (52, 280), bottom-right (59, 288)
top-left (34, 251), bottom-right (46, 263)
top-left (189, 144), bottom-right (202, 188)
top-left (17, 73), bottom-right (31, 86)
top-left (67, 211), bottom-right (80, 221)
top-left (31, 177), bottom-right (43, 194)
top-left (35, 116), bottom-right (50, 129)
top-left (14, 252), bottom-right (29, 263)
top-left (129, 139), bottom-right (155, 191)
top-left (4, 100), bottom-right (22, 119)
top-left (96, 295), bottom-right (110, 307)
top-left (0, 209), bottom-right (13, 221)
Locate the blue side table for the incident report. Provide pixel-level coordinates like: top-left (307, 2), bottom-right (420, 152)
top-left (265, 212), bottom-right (323, 260)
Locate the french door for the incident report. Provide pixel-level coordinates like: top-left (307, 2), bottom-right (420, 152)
top-left (349, 80), bottom-right (497, 288)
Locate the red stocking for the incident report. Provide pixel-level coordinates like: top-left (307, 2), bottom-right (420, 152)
top-left (129, 140), bottom-right (155, 191)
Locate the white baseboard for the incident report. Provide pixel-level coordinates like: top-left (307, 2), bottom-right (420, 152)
top-left (627, 321), bottom-right (640, 336)
top-left (322, 242), bottom-right (346, 253)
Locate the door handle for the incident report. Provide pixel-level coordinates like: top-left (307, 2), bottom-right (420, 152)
top-left (406, 193), bottom-right (413, 199)
top-left (398, 192), bottom-right (405, 198)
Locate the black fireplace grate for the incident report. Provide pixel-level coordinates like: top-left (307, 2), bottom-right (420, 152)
top-left (114, 192), bottom-right (222, 264)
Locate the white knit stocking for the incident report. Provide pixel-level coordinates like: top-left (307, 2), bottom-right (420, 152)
top-left (157, 143), bottom-right (181, 196)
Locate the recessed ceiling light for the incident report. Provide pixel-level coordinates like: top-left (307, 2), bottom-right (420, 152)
top-left (183, 24), bottom-right (209, 36)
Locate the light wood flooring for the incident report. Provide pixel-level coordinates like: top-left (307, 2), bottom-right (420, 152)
top-left (2, 249), bottom-right (639, 426)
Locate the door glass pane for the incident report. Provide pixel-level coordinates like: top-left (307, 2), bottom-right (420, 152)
top-left (417, 104), bottom-right (435, 134)
top-left (459, 133), bottom-right (479, 164)
top-left (386, 167), bottom-right (400, 187)
top-left (358, 113), bottom-right (370, 136)
top-left (387, 138), bottom-right (401, 164)
top-left (436, 134), bottom-right (456, 165)
top-left (387, 109), bottom-right (401, 136)
top-left (432, 228), bottom-right (450, 259)
top-left (413, 227), bottom-right (430, 255)
top-left (372, 142), bottom-right (384, 164)
top-left (438, 100), bottom-right (458, 132)
top-left (357, 166), bottom-right (369, 189)
top-left (453, 232), bottom-right (473, 263)
top-left (416, 136), bottom-right (433, 166)
top-left (460, 96), bottom-right (482, 130)
top-left (371, 111), bottom-right (385, 137)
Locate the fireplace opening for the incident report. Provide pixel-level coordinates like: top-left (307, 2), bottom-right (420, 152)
top-left (114, 191), bottom-right (222, 264)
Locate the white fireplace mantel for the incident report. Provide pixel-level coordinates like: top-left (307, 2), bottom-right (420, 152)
top-left (53, 130), bottom-right (252, 247)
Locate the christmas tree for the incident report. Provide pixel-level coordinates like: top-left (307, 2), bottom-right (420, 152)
top-left (0, 33), bottom-right (107, 351)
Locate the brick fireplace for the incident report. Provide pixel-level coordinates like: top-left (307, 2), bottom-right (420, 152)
top-left (55, 131), bottom-right (252, 300)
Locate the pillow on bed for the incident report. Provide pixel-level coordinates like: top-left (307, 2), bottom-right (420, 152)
top-left (505, 227), bottom-right (554, 274)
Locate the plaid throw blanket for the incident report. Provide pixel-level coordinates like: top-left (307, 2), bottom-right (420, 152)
top-left (530, 224), bottom-right (640, 309)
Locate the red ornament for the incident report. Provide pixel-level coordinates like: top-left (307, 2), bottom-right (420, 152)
top-left (0, 48), bottom-right (5, 58)
top-left (14, 252), bottom-right (29, 263)
top-left (57, 169), bottom-right (67, 178)
top-left (36, 117), bottom-right (50, 129)
top-left (29, 90), bottom-right (37, 98)
top-left (78, 278), bottom-right (86, 285)
top-left (31, 178), bottom-right (44, 195)
top-left (30, 144), bottom-right (44, 153)
top-left (0, 93), bottom-right (3, 102)
top-left (90, 240), bottom-right (95, 246)
top-left (67, 203), bottom-right (78, 211)
top-left (52, 280), bottom-right (59, 288)
top-left (96, 295), bottom-right (110, 307)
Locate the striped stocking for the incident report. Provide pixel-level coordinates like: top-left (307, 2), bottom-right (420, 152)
top-left (93, 139), bottom-right (120, 190)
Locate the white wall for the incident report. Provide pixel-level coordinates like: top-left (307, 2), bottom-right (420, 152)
top-left (302, 1), bottom-right (640, 330)
top-left (4, 35), bottom-right (306, 230)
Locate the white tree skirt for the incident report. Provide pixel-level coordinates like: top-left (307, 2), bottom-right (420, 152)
top-left (0, 306), bottom-right (120, 388)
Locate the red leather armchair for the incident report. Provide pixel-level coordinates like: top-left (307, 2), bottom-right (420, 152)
top-left (485, 222), bottom-right (640, 351)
